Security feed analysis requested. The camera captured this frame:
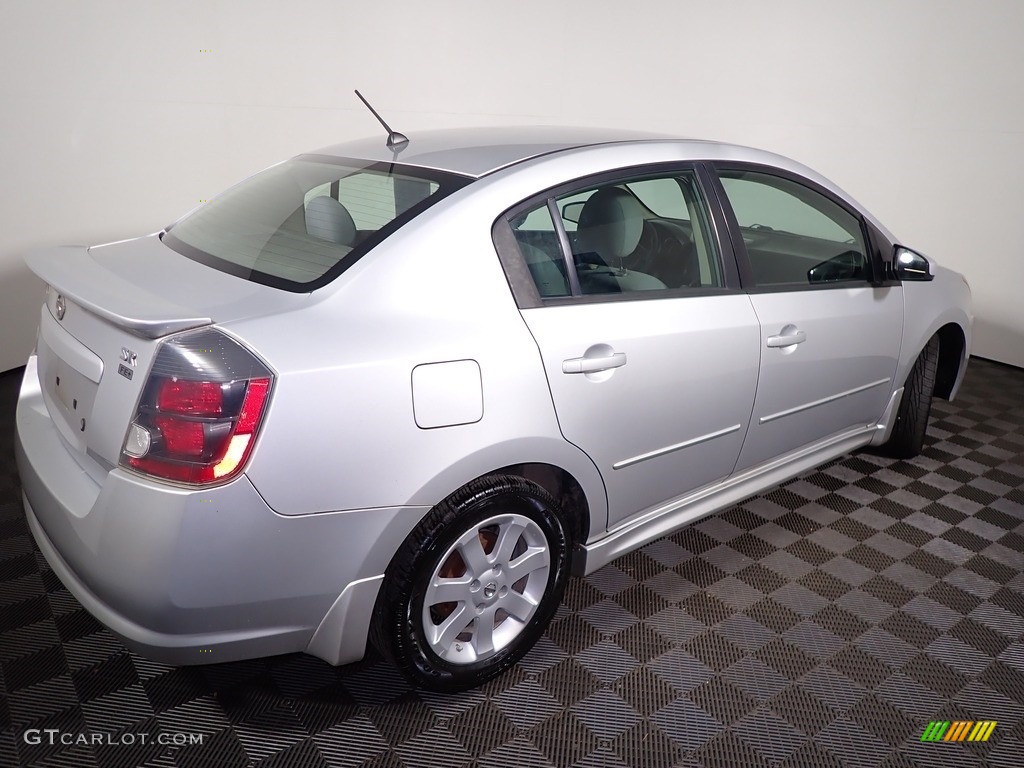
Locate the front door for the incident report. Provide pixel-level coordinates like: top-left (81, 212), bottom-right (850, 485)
top-left (712, 167), bottom-right (903, 471)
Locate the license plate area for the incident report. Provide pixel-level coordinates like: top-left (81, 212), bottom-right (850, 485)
top-left (37, 320), bottom-right (102, 453)
top-left (49, 360), bottom-right (97, 428)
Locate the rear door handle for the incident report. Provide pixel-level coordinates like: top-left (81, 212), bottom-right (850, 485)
top-left (766, 329), bottom-right (807, 348)
top-left (562, 352), bottom-right (627, 374)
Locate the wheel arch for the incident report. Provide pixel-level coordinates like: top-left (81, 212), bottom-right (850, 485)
top-left (483, 462), bottom-right (591, 547)
top-left (404, 437), bottom-right (608, 545)
top-left (934, 322), bottom-right (967, 400)
top-left (419, 462), bottom-right (597, 577)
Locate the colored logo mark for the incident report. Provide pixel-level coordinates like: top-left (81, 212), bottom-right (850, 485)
top-left (920, 721), bottom-right (997, 742)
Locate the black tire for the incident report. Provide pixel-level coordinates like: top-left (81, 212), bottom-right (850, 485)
top-left (373, 475), bottom-right (570, 692)
top-left (881, 334), bottom-right (940, 459)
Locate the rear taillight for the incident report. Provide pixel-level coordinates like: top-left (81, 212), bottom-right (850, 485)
top-left (120, 328), bottom-right (273, 485)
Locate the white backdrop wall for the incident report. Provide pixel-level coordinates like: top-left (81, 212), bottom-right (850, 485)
top-left (1, 0), bottom-right (1022, 372)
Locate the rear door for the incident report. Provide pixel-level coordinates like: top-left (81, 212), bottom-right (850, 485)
top-left (710, 167), bottom-right (903, 471)
top-left (501, 167), bottom-right (761, 529)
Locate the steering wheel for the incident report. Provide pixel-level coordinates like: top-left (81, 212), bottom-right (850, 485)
top-left (646, 222), bottom-right (699, 288)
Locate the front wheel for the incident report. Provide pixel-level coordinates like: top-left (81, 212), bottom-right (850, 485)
top-left (881, 334), bottom-right (940, 459)
top-left (373, 475), bottom-right (570, 692)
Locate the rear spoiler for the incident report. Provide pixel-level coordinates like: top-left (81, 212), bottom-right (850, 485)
top-left (24, 246), bottom-right (212, 339)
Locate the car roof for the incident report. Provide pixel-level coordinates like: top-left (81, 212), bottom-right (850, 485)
top-left (309, 126), bottom-right (897, 244)
top-left (311, 126), bottom-right (691, 178)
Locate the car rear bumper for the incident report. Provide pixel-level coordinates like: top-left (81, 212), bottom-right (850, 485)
top-left (22, 492), bottom-right (313, 664)
top-left (15, 355), bottom-right (427, 666)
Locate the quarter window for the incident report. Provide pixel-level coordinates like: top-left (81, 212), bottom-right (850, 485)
top-left (718, 170), bottom-right (869, 287)
top-left (510, 171), bottom-right (721, 298)
top-left (509, 204), bottom-right (571, 298)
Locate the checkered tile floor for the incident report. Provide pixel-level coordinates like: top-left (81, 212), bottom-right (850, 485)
top-left (1, 359), bottom-right (1022, 767)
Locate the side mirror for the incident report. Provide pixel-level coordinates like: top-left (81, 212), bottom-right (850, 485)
top-left (561, 201), bottom-right (585, 224)
top-left (894, 246), bottom-right (933, 281)
top-left (808, 250), bottom-right (865, 283)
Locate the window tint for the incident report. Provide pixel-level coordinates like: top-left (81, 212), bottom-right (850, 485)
top-left (511, 171), bottom-right (721, 298)
top-left (509, 204), bottom-right (571, 298)
top-left (718, 171), bottom-right (868, 287)
top-left (625, 178), bottom-right (686, 218)
top-left (303, 174), bottom-right (439, 231)
top-left (165, 156), bottom-right (462, 291)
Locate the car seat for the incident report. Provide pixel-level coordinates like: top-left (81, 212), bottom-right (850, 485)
top-left (575, 188), bottom-right (666, 293)
top-left (305, 196), bottom-right (357, 246)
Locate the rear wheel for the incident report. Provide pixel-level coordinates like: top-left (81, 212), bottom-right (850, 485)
top-left (374, 475), bottom-right (570, 692)
top-left (881, 335), bottom-right (940, 459)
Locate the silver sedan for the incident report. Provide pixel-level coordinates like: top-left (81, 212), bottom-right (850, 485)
top-left (15, 126), bottom-right (972, 691)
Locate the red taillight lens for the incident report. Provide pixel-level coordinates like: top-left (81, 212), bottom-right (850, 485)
top-left (120, 329), bottom-right (273, 486)
top-left (157, 379), bottom-right (223, 416)
top-left (236, 378), bottom-right (269, 432)
top-left (211, 377), bottom-right (271, 479)
top-left (153, 417), bottom-right (206, 456)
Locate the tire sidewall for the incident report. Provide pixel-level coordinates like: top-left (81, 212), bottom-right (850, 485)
top-left (887, 335), bottom-right (940, 458)
top-left (390, 479), bottom-right (569, 691)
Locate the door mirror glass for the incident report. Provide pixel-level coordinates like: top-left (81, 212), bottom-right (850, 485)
top-left (894, 247), bottom-right (933, 281)
top-left (561, 201), bottom-right (584, 224)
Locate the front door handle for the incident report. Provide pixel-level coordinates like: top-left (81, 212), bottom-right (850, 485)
top-left (562, 352), bottom-right (627, 374)
top-left (766, 329), bottom-right (807, 348)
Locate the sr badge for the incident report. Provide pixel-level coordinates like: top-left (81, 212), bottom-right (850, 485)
top-left (119, 347), bottom-right (137, 380)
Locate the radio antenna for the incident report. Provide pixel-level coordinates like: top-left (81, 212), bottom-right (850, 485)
top-left (354, 90), bottom-right (408, 152)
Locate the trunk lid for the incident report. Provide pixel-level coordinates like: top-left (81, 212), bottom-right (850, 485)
top-left (24, 236), bottom-right (306, 473)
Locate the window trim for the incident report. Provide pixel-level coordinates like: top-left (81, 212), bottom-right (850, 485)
top-left (706, 161), bottom-right (881, 293)
top-left (547, 198), bottom-right (582, 296)
top-left (493, 162), bottom-right (743, 309)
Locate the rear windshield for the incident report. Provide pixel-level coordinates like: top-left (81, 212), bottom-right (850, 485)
top-left (163, 155), bottom-right (470, 291)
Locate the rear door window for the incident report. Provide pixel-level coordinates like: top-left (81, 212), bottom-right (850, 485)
top-left (509, 170), bottom-right (723, 298)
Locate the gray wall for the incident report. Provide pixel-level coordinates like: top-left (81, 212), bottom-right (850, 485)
top-left (1, 0), bottom-right (1022, 371)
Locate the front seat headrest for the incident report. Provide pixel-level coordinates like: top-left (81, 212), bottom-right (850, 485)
top-left (576, 187), bottom-right (644, 262)
top-left (305, 196), bottom-right (357, 246)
